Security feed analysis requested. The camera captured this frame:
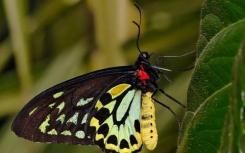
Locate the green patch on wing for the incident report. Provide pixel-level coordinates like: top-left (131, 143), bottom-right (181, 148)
top-left (39, 115), bottom-right (50, 133)
top-left (29, 107), bottom-right (38, 116)
top-left (53, 91), bottom-right (64, 99)
top-left (67, 112), bottom-right (79, 125)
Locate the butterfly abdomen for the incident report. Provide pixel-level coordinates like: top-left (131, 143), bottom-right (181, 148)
top-left (140, 92), bottom-right (158, 150)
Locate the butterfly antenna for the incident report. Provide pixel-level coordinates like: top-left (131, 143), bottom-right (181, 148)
top-left (158, 51), bottom-right (196, 58)
top-left (155, 51), bottom-right (196, 72)
top-left (133, 3), bottom-right (143, 54)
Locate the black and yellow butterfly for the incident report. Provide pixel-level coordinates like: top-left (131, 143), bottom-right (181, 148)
top-left (11, 4), bottom-right (185, 153)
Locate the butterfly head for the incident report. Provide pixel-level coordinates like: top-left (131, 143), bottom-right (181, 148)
top-left (136, 51), bottom-right (150, 64)
top-left (141, 51), bottom-right (150, 59)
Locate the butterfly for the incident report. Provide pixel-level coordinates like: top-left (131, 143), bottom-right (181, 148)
top-left (11, 4), bottom-right (186, 153)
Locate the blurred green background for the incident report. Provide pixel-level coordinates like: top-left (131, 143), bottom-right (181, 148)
top-left (0, 0), bottom-right (201, 153)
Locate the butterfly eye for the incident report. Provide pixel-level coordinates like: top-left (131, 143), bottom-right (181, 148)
top-left (141, 52), bottom-right (150, 59)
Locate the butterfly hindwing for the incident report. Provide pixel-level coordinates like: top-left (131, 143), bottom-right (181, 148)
top-left (90, 82), bottom-right (143, 153)
top-left (12, 66), bottom-right (136, 145)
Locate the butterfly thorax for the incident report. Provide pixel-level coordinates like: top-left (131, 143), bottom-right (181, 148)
top-left (136, 65), bottom-right (150, 84)
top-left (135, 52), bottom-right (160, 92)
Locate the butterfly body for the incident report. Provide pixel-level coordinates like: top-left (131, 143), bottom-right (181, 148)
top-left (12, 52), bottom-right (162, 153)
top-left (141, 92), bottom-right (158, 150)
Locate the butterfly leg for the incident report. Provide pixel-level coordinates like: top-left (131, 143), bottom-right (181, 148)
top-left (151, 97), bottom-right (181, 129)
top-left (158, 88), bottom-right (186, 108)
top-left (159, 72), bottom-right (172, 83)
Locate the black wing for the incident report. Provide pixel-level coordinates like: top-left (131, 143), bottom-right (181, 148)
top-left (12, 66), bottom-right (136, 145)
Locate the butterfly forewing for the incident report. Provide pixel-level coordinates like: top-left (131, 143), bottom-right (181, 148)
top-left (12, 66), bottom-right (136, 145)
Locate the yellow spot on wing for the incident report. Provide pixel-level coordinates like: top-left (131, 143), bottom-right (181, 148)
top-left (48, 129), bottom-right (57, 135)
top-left (105, 144), bottom-right (118, 152)
top-left (53, 91), bottom-right (64, 99)
top-left (95, 101), bottom-right (103, 110)
top-left (95, 133), bottom-right (104, 141)
top-left (56, 114), bottom-right (65, 124)
top-left (120, 148), bottom-right (131, 153)
top-left (108, 84), bottom-right (131, 99)
top-left (90, 117), bottom-right (99, 130)
top-left (39, 115), bottom-right (50, 133)
top-left (61, 130), bottom-right (72, 136)
top-left (29, 107), bottom-right (38, 116)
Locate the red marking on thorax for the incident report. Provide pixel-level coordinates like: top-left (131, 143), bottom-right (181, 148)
top-left (137, 65), bottom-right (150, 83)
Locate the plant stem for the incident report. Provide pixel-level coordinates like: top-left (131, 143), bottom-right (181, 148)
top-left (3, 0), bottom-right (32, 93)
top-left (88, 0), bottom-right (127, 68)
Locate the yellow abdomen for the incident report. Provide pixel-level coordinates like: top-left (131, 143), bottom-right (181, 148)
top-left (140, 92), bottom-right (158, 150)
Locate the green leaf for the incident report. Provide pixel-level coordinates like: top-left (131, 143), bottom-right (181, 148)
top-left (188, 19), bottom-right (245, 112)
top-left (178, 84), bottom-right (231, 153)
top-left (177, 19), bottom-right (245, 153)
top-left (230, 41), bottom-right (245, 152)
top-left (197, 0), bottom-right (245, 56)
